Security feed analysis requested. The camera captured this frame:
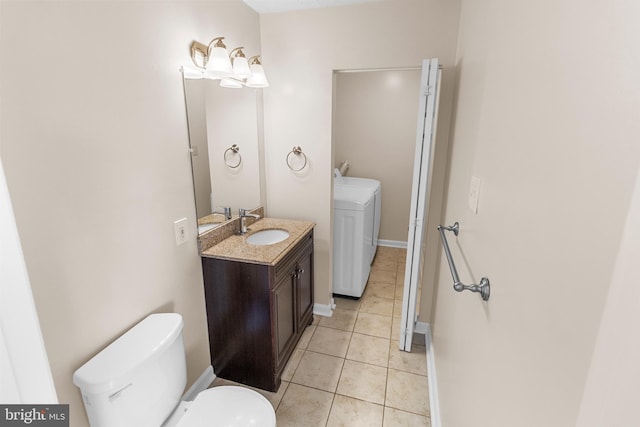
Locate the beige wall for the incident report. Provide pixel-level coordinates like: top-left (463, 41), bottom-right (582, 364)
top-left (576, 168), bottom-right (640, 425)
top-left (0, 1), bottom-right (260, 425)
top-left (205, 85), bottom-right (262, 212)
top-left (260, 0), bottom-right (461, 306)
top-left (333, 69), bottom-right (421, 242)
top-left (433, 0), bottom-right (640, 425)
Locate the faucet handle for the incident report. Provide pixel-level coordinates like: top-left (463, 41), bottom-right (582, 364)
top-left (238, 208), bottom-right (247, 217)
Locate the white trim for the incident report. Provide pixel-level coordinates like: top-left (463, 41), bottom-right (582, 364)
top-left (377, 239), bottom-right (407, 249)
top-left (181, 365), bottom-right (215, 401)
top-left (313, 302), bottom-right (334, 317)
top-left (414, 321), bottom-right (429, 335)
top-left (425, 324), bottom-right (441, 427)
top-left (0, 160), bottom-right (57, 404)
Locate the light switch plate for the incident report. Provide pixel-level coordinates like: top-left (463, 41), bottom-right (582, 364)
top-left (174, 218), bottom-right (188, 246)
top-left (469, 176), bottom-right (481, 214)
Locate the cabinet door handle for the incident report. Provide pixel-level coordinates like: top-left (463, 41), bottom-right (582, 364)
top-left (293, 268), bottom-right (305, 279)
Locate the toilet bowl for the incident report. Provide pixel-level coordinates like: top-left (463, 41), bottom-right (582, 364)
top-left (73, 313), bottom-right (276, 427)
top-left (168, 386), bottom-right (275, 427)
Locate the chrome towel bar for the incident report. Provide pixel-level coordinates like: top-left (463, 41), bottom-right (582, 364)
top-left (437, 222), bottom-right (490, 301)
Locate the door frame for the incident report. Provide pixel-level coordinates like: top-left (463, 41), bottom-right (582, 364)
top-left (399, 58), bottom-right (441, 351)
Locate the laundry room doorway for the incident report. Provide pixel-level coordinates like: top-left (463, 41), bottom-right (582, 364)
top-left (330, 59), bottom-right (442, 352)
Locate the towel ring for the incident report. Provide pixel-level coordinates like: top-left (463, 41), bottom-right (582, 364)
top-left (286, 146), bottom-right (307, 171)
top-left (224, 144), bottom-right (241, 168)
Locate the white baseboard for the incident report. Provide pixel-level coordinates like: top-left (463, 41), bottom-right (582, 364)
top-left (425, 324), bottom-right (441, 427)
top-left (181, 365), bottom-right (215, 401)
top-left (414, 321), bottom-right (429, 335)
top-left (313, 301), bottom-right (334, 317)
top-left (377, 239), bottom-right (408, 249)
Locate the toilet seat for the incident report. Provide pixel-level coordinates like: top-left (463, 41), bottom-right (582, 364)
top-left (176, 386), bottom-right (276, 427)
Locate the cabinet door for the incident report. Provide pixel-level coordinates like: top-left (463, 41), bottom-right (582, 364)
top-left (296, 243), bottom-right (314, 330)
top-left (273, 274), bottom-right (296, 364)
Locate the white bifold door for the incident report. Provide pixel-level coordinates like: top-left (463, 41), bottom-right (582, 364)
top-left (399, 58), bottom-right (441, 351)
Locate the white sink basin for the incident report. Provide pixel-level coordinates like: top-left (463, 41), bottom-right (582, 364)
top-left (246, 229), bottom-right (290, 245)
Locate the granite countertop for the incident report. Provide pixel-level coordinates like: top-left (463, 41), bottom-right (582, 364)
top-left (197, 213), bottom-right (229, 225)
top-left (201, 217), bottom-right (315, 266)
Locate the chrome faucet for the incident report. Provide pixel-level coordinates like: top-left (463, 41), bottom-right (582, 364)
top-left (238, 208), bottom-right (261, 234)
top-left (213, 206), bottom-right (232, 221)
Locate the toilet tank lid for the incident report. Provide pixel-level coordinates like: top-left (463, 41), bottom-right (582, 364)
top-left (73, 313), bottom-right (183, 394)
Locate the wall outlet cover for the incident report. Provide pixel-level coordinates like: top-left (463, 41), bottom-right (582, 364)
top-left (174, 218), bottom-right (188, 246)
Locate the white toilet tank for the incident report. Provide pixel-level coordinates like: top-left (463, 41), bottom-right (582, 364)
top-left (73, 313), bottom-right (187, 427)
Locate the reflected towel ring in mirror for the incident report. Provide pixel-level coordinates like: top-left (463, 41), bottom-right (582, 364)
top-left (286, 146), bottom-right (308, 171)
top-left (224, 144), bottom-right (242, 168)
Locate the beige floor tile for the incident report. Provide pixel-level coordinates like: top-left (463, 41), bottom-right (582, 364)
top-left (327, 394), bottom-right (384, 427)
top-left (391, 316), bottom-right (401, 340)
top-left (307, 326), bottom-right (352, 357)
top-left (393, 299), bottom-right (404, 318)
top-left (256, 380), bottom-right (289, 410)
top-left (276, 383), bottom-right (334, 427)
top-left (336, 360), bottom-right (387, 405)
top-left (346, 333), bottom-right (390, 367)
top-left (389, 341), bottom-right (427, 376)
top-left (385, 368), bottom-right (429, 416)
top-left (371, 257), bottom-right (397, 272)
top-left (365, 282), bottom-right (396, 300)
top-left (395, 284), bottom-right (405, 300)
top-left (354, 311), bottom-right (392, 339)
top-left (297, 324), bottom-right (316, 349)
top-left (374, 246), bottom-right (398, 261)
top-left (318, 307), bottom-right (357, 331)
top-left (359, 295), bottom-right (394, 317)
top-left (291, 351), bottom-right (344, 392)
top-left (282, 348), bottom-right (304, 381)
top-left (334, 296), bottom-right (361, 311)
top-left (383, 407), bottom-right (430, 426)
top-left (369, 269), bottom-right (397, 285)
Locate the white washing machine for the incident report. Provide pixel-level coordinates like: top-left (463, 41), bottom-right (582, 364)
top-left (334, 169), bottom-right (381, 265)
top-left (333, 184), bottom-right (375, 298)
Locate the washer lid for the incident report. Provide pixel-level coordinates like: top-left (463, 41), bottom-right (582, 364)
top-left (176, 386), bottom-right (276, 427)
top-left (340, 176), bottom-right (381, 192)
top-left (333, 185), bottom-right (374, 211)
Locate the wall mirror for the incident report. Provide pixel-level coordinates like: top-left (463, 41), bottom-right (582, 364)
top-left (182, 71), bottom-right (266, 236)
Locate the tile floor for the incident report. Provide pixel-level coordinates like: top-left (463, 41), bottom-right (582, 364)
top-left (212, 246), bottom-right (430, 426)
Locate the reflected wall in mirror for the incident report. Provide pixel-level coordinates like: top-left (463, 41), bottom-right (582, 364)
top-left (183, 73), bottom-right (265, 236)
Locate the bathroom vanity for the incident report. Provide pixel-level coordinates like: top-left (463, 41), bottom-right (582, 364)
top-left (200, 218), bottom-right (314, 392)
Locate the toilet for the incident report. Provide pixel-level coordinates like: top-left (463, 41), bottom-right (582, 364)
top-left (72, 313), bottom-right (276, 427)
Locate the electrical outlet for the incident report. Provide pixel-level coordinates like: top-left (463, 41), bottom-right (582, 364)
top-left (469, 176), bottom-right (481, 214)
top-left (173, 218), bottom-right (188, 246)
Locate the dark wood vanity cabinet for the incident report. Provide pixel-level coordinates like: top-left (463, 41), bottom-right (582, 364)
top-left (201, 230), bottom-right (314, 392)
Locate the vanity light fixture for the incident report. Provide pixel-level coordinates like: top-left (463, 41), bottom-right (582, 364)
top-left (190, 37), bottom-right (233, 78)
top-left (246, 56), bottom-right (269, 88)
top-left (189, 38), bottom-right (269, 88)
top-left (230, 47), bottom-right (251, 79)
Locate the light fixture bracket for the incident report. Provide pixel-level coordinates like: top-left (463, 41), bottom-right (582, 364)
top-left (230, 47), bottom-right (246, 59)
